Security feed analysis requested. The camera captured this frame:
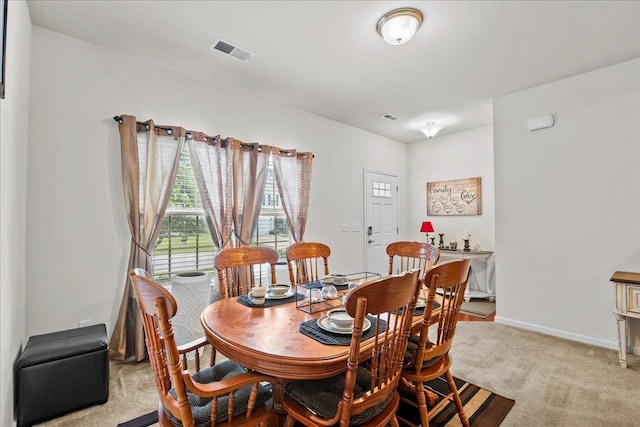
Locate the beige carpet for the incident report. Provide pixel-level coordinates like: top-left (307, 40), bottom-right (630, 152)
top-left (36, 322), bottom-right (640, 426)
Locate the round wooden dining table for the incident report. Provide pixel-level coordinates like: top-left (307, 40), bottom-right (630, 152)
top-left (201, 296), bottom-right (353, 415)
top-left (201, 297), bottom-right (352, 380)
top-left (200, 291), bottom-right (440, 415)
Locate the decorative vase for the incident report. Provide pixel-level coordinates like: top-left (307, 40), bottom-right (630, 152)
top-left (463, 239), bottom-right (471, 252)
top-left (170, 271), bottom-right (211, 350)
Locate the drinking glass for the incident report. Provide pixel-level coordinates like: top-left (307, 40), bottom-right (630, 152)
top-left (342, 280), bottom-right (362, 305)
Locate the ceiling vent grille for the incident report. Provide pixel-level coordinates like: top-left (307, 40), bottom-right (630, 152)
top-left (210, 38), bottom-right (254, 62)
top-left (381, 114), bottom-right (398, 121)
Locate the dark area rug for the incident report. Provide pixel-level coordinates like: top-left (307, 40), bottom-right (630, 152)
top-left (116, 410), bottom-right (157, 427)
top-left (119, 376), bottom-right (513, 427)
top-left (397, 375), bottom-right (514, 427)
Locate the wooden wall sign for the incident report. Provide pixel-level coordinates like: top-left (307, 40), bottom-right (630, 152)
top-left (427, 177), bottom-right (482, 216)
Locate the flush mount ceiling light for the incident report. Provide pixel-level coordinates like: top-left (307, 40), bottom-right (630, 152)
top-left (420, 122), bottom-right (443, 139)
top-left (376, 7), bottom-right (423, 45)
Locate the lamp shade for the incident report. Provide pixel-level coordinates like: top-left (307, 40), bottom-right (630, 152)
top-left (420, 122), bottom-right (443, 138)
top-left (420, 221), bottom-right (434, 233)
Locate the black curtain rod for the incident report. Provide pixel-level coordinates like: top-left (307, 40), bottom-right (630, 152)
top-left (113, 116), bottom-right (176, 134)
top-left (113, 116), bottom-right (313, 157)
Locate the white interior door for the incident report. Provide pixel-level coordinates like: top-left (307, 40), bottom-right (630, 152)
top-left (364, 170), bottom-right (398, 276)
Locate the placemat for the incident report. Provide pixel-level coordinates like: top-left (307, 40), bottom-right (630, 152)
top-left (237, 293), bottom-right (299, 308)
top-left (395, 300), bottom-right (441, 316)
top-left (299, 316), bottom-right (387, 345)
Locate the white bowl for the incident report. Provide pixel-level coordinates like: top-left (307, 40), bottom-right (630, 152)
top-left (327, 309), bottom-right (354, 329)
top-left (333, 275), bottom-right (348, 284)
top-left (269, 284), bottom-right (291, 296)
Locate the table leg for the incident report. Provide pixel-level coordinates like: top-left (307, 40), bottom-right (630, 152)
top-left (463, 266), bottom-right (472, 302)
top-left (616, 314), bottom-right (628, 368)
top-left (273, 378), bottom-right (288, 425)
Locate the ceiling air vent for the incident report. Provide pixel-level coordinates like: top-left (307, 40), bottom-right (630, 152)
top-left (381, 114), bottom-right (398, 121)
top-left (210, 38), bottom-right (254, 62)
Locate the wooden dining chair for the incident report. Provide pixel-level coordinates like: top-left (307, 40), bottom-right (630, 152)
top-left (214, 246), bottom-right (279, 298)
top-left (129, 269), bottom-right (275, 427)
top-left (282, 269), bottom-right (422, 427)
top-left (386, 241), bottom-right (440, 281)
top-left (286, 242), bottom-right (331, 286)
top-left (398, 259), bottom-right (471, 427)
top-left (137, 265), bottom-right (221, 371)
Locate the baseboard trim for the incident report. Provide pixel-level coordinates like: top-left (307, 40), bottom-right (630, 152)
top-left (494, 316), bottom-right (618, 350)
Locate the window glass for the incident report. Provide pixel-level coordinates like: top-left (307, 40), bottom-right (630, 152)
top-left (152, 147), bottom-right (214, 283)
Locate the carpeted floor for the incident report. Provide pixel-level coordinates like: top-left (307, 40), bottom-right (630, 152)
top-left (36, 322), bottom-right (640, 427)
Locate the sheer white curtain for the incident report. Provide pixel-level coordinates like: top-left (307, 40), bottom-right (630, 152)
top-left (188, 133), bottom-right (233, 250)
top-left (232, 141), bottom-right (271, 247)
top-left (272, 148), bottom-right (314, 242)
top-left (111, 115), bottom-right (185, 361)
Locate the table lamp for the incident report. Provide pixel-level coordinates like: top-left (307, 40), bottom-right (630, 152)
top-left (420, 221), bottom-right (434, 242)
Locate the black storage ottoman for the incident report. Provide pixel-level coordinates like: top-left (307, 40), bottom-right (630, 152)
top-left (16, 324), bottom-right (109, 426)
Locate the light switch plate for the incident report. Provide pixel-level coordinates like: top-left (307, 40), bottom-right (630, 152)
top-left (353, 223), bottom-right (361, 232)
top-left (341, 223), bottom-right (349, 232)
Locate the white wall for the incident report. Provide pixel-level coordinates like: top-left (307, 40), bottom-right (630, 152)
top-left (0, 1), bottom-right (31, 425)
top-left (26, 27), bottom-right (408, 337)
top-left (493, 59), bottom-right (640, 350)
top-left (407, 126), bottom-right (495, 250)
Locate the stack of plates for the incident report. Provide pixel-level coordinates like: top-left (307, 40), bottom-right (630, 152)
top-left (265, 288), bottom-right (295, 299)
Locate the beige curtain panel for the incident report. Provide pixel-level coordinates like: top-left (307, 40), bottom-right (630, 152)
top-left (188, 133), bottom-right (234, 250)
top-left (110, 115), bottom-right (185, 362)
top-left (232, 141), bottom-right (271, 247)
top-left (272, 147), bottom-right (313, 242)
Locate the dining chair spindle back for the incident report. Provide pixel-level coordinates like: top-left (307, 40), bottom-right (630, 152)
top-left (286, 242), bottom-right (331, 286)
top-left (214, 246), bottom-right (279, 298)
top-left (386, 241), bottom-right (440, 282)
top-left (282, 269), bottom-right (422, 427)
top-left (399, 259), bottom-right (471, 427)
top-left (129, 270), bottom-right (275, 427)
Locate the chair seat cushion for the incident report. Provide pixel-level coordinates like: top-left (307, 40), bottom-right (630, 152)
top-left (284, 366), bottom-right (391, 425)
top-left (404, 335), bottom-right (442, 369)
top-left (166, 360), bottom-right (271, 427)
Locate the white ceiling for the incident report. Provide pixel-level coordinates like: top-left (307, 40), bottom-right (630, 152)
top-left (26, 1), bottom-right (640, 143)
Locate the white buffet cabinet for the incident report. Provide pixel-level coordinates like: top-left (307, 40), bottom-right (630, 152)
top-left (439, 249), bottom-right (495, 301)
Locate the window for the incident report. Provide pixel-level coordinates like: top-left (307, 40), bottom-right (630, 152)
top-left (372, 180), bottom-right (392, 198)
top-left (151, 146), bottom-right (292, 283)
top-left (151, 147), bottom-right (216, 283)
